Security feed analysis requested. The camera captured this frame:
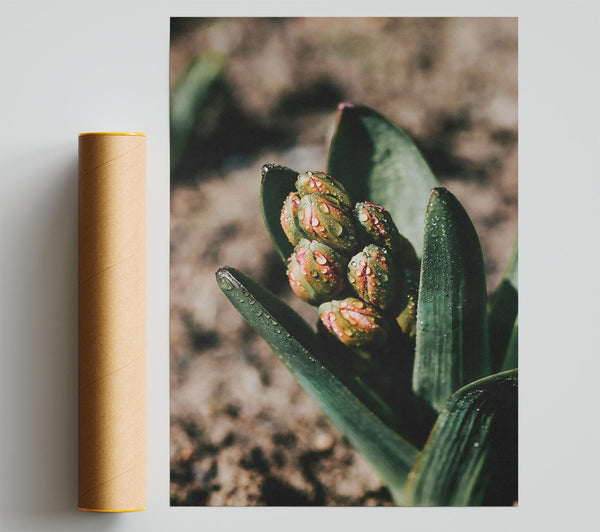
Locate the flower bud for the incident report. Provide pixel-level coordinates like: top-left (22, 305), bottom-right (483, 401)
top-left (318, 297), bottom-right (389, 348)
top-left (354, 201), bottom-right (418, 270)
top-left (297, 193), bottom-right (359, 255)
top-left (287, 239), bottom-right (347, 305)
top-left (280, 191), bottom-right (305, 246)
top-left (296, 171), bottom-right (353, 211)
top-left (347, 245), bottom-right (395, 311)
top-left (396, 291), bottom-right (418, 337)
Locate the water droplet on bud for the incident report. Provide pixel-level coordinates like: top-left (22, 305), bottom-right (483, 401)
top-left (331, 221), bottom-right (343, 236)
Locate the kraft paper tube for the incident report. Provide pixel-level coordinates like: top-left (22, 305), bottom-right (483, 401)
top-left (78, 132), bottom-right (146, 512)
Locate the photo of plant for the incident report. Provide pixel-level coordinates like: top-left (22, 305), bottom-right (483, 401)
top-left (170, 17), bottom-right (517, 506)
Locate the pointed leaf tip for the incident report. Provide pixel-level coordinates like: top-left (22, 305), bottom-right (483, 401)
top-left (215, 266), bottom-right (231, 281)
top-left (335, 102), bottom-right (356, 132)
top-left (327, 104), bottom-right (439, 257)
top-left (215, 266), bottom-right (420, 504)
top-left (261, 164), bottom-right (271, 180)
top-left (260, 164), bottom-right (300, 262)
top-left (414, 186), bottom-right (490, 411)
top-left (261, 162), bottom-right (284, 182)
top-left (337, 101), bottom-right (356, 114)
top-left (405, 370), bottom-right (518, 506)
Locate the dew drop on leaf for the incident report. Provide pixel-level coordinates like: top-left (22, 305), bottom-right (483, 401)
top-left (219, 278), bottom-right (234, 291)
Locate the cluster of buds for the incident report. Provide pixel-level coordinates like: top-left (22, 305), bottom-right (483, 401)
top-left (280, 171), bottom-right (419, 348)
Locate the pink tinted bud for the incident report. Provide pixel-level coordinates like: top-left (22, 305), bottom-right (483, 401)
top-left (287, 239), bottom-right (347, 305)
top-left (318, 297), bottom-right (389, 347)
top-left (280, 191), bottom-right (305, 246)
top-left (296, 171), bottom-right (353, 211)
top-left (347, 245), bottom-right (395, 310)
top-left (297, 193), bottom-right (359, 255)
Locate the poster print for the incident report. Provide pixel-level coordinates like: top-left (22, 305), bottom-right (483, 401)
top-left (170, 17), bottom-right (517, 506)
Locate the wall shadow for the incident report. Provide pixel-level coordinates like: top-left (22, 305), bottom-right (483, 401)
top-left (0, 148), bottom-right (121, 530)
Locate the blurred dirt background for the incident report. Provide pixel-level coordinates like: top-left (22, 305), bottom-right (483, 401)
top-left (170, 17), bottom-right (517, 506)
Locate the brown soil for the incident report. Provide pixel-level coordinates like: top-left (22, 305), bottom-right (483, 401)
top-left (170, 17), bottom-right (517, 506)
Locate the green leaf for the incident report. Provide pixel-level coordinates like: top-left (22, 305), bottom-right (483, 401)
top-left (404, 369), bottom-right (518, 506)
top-left (501, 318), bottom-right (518, 371)
top-left (259, 163), bottom-right (436, 446)
top-left (216, 266), bottom-right (420, 504)
top-left (170, 54), bottom-right (223, 172)
top-left (413, 187), bottom-right (490, 412)
top-left (327, 103), bottom-right (440, 257)
top-left (260, 164), bottom-right (299, 262)
top-left (489, 238), bottom-right (518, 372)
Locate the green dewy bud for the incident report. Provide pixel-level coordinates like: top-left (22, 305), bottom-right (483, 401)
top-left (347, 245), bottom-right (395, 311)
top-left (297, 193), bottom-right (359, 255)
top-left (318, 297), bottom-right (389, 348)
top-left (296, 171), bottom-right (354, 211)
top-left (354, 201), bottom-right (419, 270)
top-left (396, 290), bottom-right (418, 337)
top-left (287, 239), bottom-right (347, 305)
top-left (280, 191), bottom-right (305, 246)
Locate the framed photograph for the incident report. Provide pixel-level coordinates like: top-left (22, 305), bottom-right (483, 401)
top-left (169, 17), bottom-right (518, 507)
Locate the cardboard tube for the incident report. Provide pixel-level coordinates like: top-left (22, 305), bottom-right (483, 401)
top-left (78, 132), bottom-right (146, 512)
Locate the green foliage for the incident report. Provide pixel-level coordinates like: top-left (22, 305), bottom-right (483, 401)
top-left (327, 103), bottom-right (439, 257)
top-left (216, 103), bottom-right (518, 505)
top-left (413, 187), bottom-right (491, 412)
top-left (170, 54), bottom-right (223, 172)
top-left (260, 164), bottom-right (299, 262)
top-left (489, 239), bottom-right (518, 372)
top-left (404, 369), bottom-right (518, 506)
top-left (216, 267), bottom-right (419, 504)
